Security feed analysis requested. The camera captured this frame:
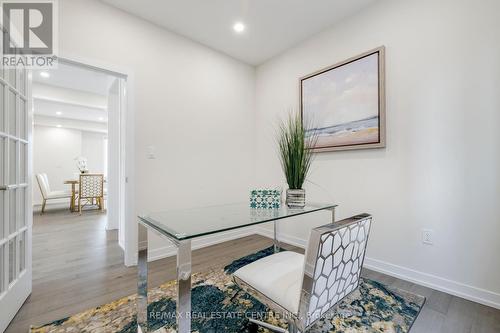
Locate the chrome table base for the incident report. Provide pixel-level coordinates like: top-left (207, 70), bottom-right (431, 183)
top-left (176, 240), bottom-right (192, 333)
top-left (137, 223), bottom-right (192, 333)
top-left (137, 224), bottom-right (148, 332)
top-left (136, 206), bottom-right (336, 332)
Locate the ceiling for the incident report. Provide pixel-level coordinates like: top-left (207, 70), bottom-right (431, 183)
top-left (34, 98), bottom-right (108, 124)
top-left (33, 62), bottom-right (116, 96)
top-left (100, 0), bottom-right (376, 65)
top-left (32, 63), bottom-right (114, 129)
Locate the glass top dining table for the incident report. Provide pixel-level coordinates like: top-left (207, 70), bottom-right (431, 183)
top-left (136, 202), bottom-right (337, 333)
top-left (138, 202), bottom-right (338, 241)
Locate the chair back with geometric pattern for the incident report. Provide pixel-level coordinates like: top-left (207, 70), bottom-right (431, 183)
top-left (296, 214), bottom-right (372, 330)
top-left (79, 174), bottom-right (104, 198)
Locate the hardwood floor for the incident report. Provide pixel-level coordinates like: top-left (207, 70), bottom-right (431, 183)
top-left (5, 209), bottom-right (500, 332)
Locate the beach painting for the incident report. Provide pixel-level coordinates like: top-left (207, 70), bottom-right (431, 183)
top-left (301, 47), bottom-right (385, 151)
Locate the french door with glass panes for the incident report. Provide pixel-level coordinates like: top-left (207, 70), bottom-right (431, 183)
top-left (0, 54), bottom-right (32, 331)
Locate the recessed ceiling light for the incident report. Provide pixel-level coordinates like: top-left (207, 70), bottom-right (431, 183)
top-left (56, 124), bottom-right (62, 128)
top-left (233, 22), bottom-right (245, 33)
top-left (56, 111), bottom-right (62, 116)
top-left (98, 117), bottom-right (104, 121)
top-left (39, 71), bottom-right (50, 78)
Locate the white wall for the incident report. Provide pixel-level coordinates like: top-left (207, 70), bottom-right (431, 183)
top-left (55, 0), bottom-right (500, 308)
top-left (81, 131), bottom-right (107, 173)
top-left (254, 0), bottom-right (500, 307)
top-left (58, 0), bottom-right (256, 257)
top-left (33, 125), bottom-right (107, 205)
top-left (33, 126), bottom-right (81, 205)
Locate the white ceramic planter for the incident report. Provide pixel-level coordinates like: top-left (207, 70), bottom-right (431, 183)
top-left (286, 188), bottom-right (306, 208)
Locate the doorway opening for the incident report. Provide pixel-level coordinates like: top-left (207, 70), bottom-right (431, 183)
top-left (2, 56), bottom-right (134, 331)
top-left (31, 60), bottom-right (128, 259)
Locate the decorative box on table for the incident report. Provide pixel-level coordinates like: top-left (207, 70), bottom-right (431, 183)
top-left (250, 189), bottom-right (282, 209)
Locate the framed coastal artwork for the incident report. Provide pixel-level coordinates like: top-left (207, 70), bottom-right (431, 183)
top-left (300, 46), bottom-right (386, 152)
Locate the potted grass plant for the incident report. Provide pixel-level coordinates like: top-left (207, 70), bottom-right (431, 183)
top-left (277, 111), bottom-right (317, 208)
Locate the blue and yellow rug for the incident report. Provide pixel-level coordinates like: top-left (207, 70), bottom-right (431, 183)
top-left (31, 248), bottom-right (425, 332)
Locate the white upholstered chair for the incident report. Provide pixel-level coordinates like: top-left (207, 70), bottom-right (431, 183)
top-left (233, 214), bottom-right (373, 333)
top-left (35, 173), bottom-right (72, 214)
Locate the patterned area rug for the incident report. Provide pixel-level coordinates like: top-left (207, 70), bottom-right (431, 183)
top-left (31, 247), bottom-right (425, 333)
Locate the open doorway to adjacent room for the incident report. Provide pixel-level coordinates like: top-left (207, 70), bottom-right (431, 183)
top-left (31, 60), bottom-right (127, 274)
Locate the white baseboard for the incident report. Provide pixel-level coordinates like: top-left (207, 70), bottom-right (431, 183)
top-left (255, 227), bottom-right (500, 310)
top-left (363, 257), bottom-right (500, 310)
top-left (33, 201), bottom-right (108, 213)
top-left (33, 201), bottom-right (69, 212)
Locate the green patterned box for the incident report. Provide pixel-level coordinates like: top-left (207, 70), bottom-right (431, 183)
top-left (250, 189), bottom-right (281, 209)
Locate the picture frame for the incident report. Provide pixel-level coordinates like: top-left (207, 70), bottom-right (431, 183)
top-left (300, 46), bottom-right (386, 152)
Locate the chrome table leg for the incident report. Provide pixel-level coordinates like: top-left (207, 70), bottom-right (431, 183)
top-left (137, 223), bottom-right (149, 332)
top-left (177, 240), bottom-right (192, 333)
top-left (329, 207), bottom-right (336, 223)
top-left (287, 321), bottom-right (301, 333)
top-left (273, 220), bottom-right (280, 253)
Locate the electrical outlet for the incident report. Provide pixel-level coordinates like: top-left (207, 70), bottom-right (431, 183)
top-left (422, 229), bottom-right (433, 245)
